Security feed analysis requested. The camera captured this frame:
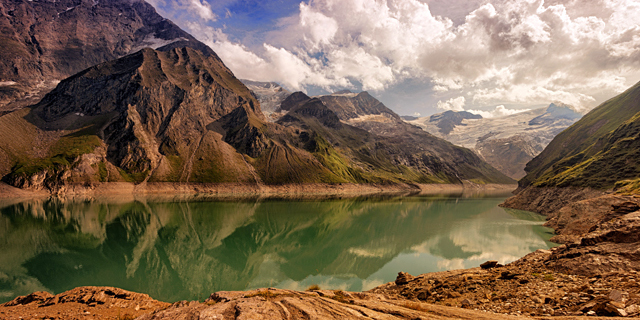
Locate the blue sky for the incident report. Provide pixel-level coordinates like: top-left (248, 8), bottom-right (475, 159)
top-left (148, 0), bottom-right (640, 117)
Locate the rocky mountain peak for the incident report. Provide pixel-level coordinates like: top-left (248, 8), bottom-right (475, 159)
top-left (428, 110), bottom-right (483, 135)
top-left (279, 91), bottom-right (311, 112)
top-left (528, 102), bottom-right (582, 126)
top-left (0, 0), bottom-right (206, 111)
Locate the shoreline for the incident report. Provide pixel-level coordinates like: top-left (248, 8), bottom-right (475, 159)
top-left (0, 181), bottom-right (517, 200)
top-left (9, 185), bottom-right (639, 318)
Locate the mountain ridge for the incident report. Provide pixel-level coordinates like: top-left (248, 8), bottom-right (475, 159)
top-left (409, 104), bottom-right (582, 179)
top-left (0, 0), bottom-right (210, 111)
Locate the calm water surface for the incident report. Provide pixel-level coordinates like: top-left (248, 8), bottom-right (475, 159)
top-left (0, 193), bottom-right (555, 303)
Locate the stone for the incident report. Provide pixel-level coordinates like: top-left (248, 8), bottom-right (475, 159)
top-left (395, 272), bottom-right (414, 286)
top-left (608, 289), bottom-right (626, 303)
top-left (461, 299), bottom-right (472, 308)
top-left (625, 304), bottom-right (639, 315)
top-left (480, 261), bottom-right (499, 269)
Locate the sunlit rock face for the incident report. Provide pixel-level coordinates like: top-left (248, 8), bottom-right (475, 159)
top-left (409, 103), bottom-right (583, 179)
top-left (0, 196), bottom-right (553, 303)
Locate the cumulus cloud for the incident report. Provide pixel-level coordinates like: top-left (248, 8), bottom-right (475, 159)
top-left (467, 105), bottom-right (531, 118)
top-left (169, 0), bottom-right (640, 111)
top-left (437, 96), bottom-right (466, 111)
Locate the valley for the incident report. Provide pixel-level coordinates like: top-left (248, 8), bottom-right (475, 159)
top-left (1, 0), bottom-right (640, 319)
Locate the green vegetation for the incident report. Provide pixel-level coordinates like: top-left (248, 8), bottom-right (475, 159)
top-left (8, 130), bottom-right (102, 183)
top-left (118, 168), bottom-right (148, 184)
top-left (521, 80), bottom-right (640, 189)
top-left (306, 284), bottom-right (321, 291)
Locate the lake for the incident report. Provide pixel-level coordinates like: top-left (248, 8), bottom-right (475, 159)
top-left (0, 193), bottom-right (555, 303)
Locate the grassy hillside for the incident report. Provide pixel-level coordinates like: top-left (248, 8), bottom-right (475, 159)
top-left (521, 80), bottom-right (640, 190)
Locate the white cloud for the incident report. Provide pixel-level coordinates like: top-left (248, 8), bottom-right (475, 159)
top-left (437, 96), bottom-right (466, 111)
top-left (467, 105), bottom-right (531, 118)
top-left (188, 0), bottom-right (216, 21)
top-left (166, 0), bottom-right (640, 112)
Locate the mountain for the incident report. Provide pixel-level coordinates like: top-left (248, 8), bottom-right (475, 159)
top-left (0, 47), bottom-right (513, 191)
top-left (240, 80), bottom-right (290, 117)
top-left (0, 0), bottom-right (209, 112)
top-left (273, 91), bottom-right (514, 185)
top-left (0, 46), bottom-right (272, 190)
top-left (518, 81), bottom-right (640, 191)
top-left (428, 111), bottom-right (482, 135)
top-left (0, 1), bottom-right (514, 192)
top-left (409, 103), bottom-right (582, 179)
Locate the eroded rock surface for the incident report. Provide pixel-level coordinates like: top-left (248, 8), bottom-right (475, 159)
top-left (138, 288), bottom-right (524, 320)
top-left (0, 286), bottom-right (170, 320)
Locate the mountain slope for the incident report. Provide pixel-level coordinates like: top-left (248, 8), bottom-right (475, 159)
top-left (1, 47), bottom-right (270, 189)
top-left (0, 47), bottom-right (512, 192)
top-left (409, 104), bottom-right (582, 179)
top-left (275, 92), bottom-right (514, 185)
top-left (520, 80), bottom-right (640, 190)
top-left (0, 0), bottom-right (209, 111)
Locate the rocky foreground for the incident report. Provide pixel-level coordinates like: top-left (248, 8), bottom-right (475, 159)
top-left (2, 189), bottom-right (640, 319)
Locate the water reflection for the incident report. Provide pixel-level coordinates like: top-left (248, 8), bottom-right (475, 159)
top-left (0, 195), bottom-right (554, 303)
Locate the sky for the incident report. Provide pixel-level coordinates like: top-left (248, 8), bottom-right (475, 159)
top-left (146, 0), bottom-right (640, 117)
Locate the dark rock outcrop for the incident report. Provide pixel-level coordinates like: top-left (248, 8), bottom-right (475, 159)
top-left (429, 110), bottom-right (482, 135)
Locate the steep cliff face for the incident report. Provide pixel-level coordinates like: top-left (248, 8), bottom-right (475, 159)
top-left (0, 0), bottom-right (208, 111)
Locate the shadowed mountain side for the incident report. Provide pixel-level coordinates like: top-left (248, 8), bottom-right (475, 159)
top-left (0, 0), bottom-right (211, 111)
top-left (0, 196), bottom-right (551, 303)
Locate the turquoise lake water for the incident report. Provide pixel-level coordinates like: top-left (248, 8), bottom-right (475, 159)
top-left (0, 193), bottom-right (555, 303)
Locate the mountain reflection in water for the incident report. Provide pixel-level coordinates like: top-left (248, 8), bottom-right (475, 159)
top-left (0, 194), bottom-right (555, 303)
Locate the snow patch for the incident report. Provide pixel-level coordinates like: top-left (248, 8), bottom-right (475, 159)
top-left (131, 35), bottom-right (189, 52)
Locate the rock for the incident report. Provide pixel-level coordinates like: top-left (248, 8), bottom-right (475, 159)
top-left (447, 292), bottom-right (462, 298)
top-left (3, 291), bottom-right (54, 306)
top-left (605, 303), bottom-right (628, 317)
top-left (531, 296), bottom-right (542, 304)
top-left (416, 290), bottom-right (429, 300)
top-left (395, 272), bottom-right (414, 285)
top-left (612, 202), bottom-right (640, 215)
top-left (608, 289), bottom-right (626, 303)
top-left (625, 304), bottom-right (639, 315)
top-left (480, 260), bottom-right (499, 269)
top-left (461, 298), bottom-right (472, 308)
top-left (499, 271), bottom-right (518, 280)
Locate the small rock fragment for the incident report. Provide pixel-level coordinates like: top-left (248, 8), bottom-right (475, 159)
top-left (395, 272), bottom-right (414, 286)
top-left (480, 260), bottom-right (499, 269)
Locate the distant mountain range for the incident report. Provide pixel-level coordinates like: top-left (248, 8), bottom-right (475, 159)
top-left (0, 0), bottom-right (513, 193)
top-left (408, 103), bottom-right (583, 179)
